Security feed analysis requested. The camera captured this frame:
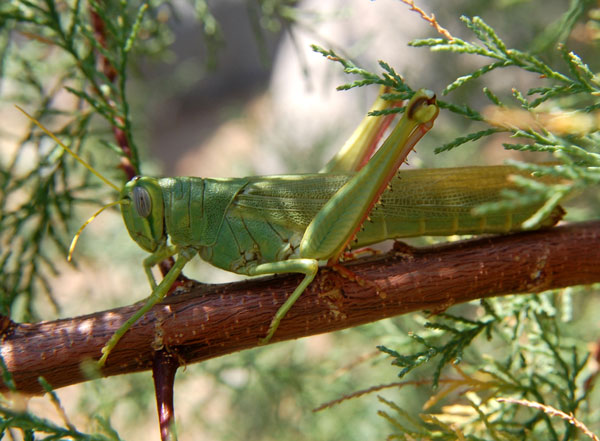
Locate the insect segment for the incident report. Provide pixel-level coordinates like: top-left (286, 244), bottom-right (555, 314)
top-left (115, 90), bottom-right (439, 354)
top-left (16, 88), bottom-right (438, 365)
top-left (17, 87), bottom-right (563, 368)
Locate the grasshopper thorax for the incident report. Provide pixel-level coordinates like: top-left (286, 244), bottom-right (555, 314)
top-left (121, 176), bottom-right (165, 253)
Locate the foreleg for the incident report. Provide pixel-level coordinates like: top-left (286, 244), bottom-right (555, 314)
top-left (98, 247), bottom-right (195, 367)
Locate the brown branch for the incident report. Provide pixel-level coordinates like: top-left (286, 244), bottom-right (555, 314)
top-left (2, 221), bottom-right (599, 395)
top-left (152, 349), bottom-right (179, 441)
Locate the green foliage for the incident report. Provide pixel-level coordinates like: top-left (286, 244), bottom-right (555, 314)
top-left (311, 44), bottom-right (414, 108)
top-left (1, 1), bottom-right (599, 440)
top-left (0, 0), bottom-right (155, 321)
top-left (375, 293), bottom-right (596, 440)
top-left (0, 360), bottom-right (121, 440)
top-left (309, 7), bottom-right (599, 439)
top-left (317, 12), bottom-right (600, 233)
top-left (378, 312), bottom-right (495, 388)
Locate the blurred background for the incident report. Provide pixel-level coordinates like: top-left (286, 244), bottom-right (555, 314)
top-left (2, 0), bottom-right (599, 440)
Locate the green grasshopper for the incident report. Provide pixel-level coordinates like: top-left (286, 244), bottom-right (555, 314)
top-left (19, 88), bottom-right (562, 367)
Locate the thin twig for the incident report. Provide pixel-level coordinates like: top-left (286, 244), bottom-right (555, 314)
top-left (89, 5), bottom-right (136, 179)
top-left (399, 0), bottom-right (454, 40)
top-left (497, 397), bottom-right (600, 441)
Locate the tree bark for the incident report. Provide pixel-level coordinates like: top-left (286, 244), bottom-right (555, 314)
top-left (2, 221), bottom-right (599, 395)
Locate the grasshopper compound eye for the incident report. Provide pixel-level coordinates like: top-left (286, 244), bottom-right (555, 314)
top-left (133, 186), bottom-right (152, 218)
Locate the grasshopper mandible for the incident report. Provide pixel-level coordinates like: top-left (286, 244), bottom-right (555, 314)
top-left (18, 88), bottom-right (562, 367)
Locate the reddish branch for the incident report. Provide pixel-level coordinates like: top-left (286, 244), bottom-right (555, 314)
top-left (89, 7), bottom-right (136, 180)
top-left (2, 221), bottom-right (599, 395)
top-left (152, 350), bottom-right (179, 441)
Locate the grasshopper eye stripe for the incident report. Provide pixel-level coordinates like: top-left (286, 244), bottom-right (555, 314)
top-left (133, 186), bottom-right (152, 218)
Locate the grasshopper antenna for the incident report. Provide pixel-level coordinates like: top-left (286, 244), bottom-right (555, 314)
top-left (15, 105), bottom-right (124, 259)
top-left (67, 199), bottom-right (125, 261)
top-left (15, 105), bottom-right (121, 192)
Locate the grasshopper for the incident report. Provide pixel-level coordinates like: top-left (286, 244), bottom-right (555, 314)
top-left (18, 88), bottom-right (562, 367)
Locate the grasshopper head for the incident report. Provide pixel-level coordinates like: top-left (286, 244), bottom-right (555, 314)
top-left (120, 176), bottom-right (165, 253)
